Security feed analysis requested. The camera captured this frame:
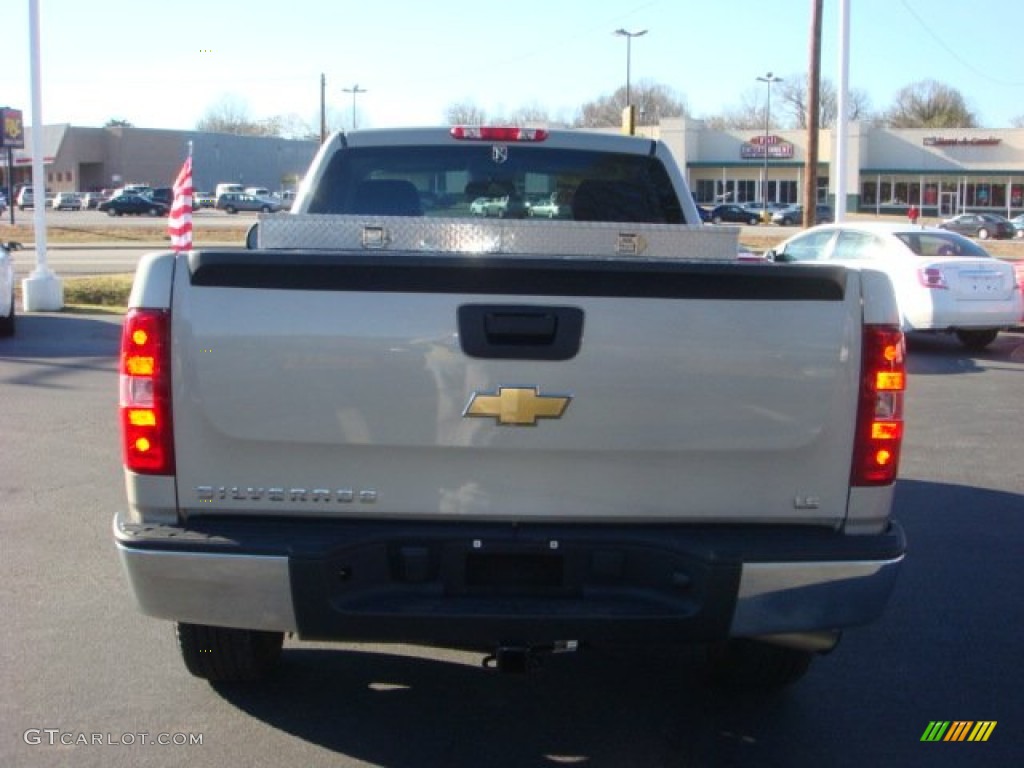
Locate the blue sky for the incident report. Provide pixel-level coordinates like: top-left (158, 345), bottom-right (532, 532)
top-left (1, 0), bottom-right (1021, 132)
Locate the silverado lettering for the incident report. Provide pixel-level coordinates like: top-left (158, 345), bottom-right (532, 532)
top-left (194, 487), bottom-right (377, 503)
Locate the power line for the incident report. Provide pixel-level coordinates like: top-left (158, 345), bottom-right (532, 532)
top-left (900, 0), bottom-right (1024, 87)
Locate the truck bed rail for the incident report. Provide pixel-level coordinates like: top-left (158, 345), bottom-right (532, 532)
top-left (256, 213), bottom-right (740, 261)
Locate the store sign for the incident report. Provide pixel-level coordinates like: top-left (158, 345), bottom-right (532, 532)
top-left (923, 136), bottom-right (1001, 147)
top-left (12, 155), bottom-right (55, 165)
top-left (1, 108), bottom-right (25, 149)
top-left (741, 134), bottom-right (794, 159)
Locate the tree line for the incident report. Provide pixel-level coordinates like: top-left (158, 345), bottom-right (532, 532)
top-left (444, 78), bottom-right (1017, 132)
top-left (109, 78), bottom-right (1024, 137)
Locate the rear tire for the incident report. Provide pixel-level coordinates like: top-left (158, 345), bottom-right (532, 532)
top-left (977, 227), bottom-right (990, 240)
top-left (706, 639), bottom-right (814, 690)
top-left (955, 328), bottom-right (999, 350)
top-left (176, 623), bottom-right (284, 682)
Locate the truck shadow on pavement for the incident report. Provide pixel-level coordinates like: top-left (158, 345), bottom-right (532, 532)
top-left (208, 478), bottom-right (1024, 767)
top-left (0, 312), bottom-right (122, 359)
top-left (211, 642), bottom-right (782, 768)
top-left (0, 313), bottom-right (122, 388)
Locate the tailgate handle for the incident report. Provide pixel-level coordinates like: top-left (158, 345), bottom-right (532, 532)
top-left (458, 304), bottom-right (584, 361)
top-left (485, 311), bottom-right (557, 343)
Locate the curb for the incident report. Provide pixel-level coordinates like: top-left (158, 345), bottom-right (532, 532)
top-left (12, 242), bottom-right (242, 251)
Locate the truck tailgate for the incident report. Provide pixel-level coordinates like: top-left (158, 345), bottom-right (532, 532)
top-left (172, 251), bottom-right (860, 525)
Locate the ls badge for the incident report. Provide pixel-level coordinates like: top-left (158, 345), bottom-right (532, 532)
top-left (464, 387), bottom-right (571, 426)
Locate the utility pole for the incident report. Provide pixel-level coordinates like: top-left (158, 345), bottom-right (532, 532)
top-left (803, 0), bottom-right (824, 226)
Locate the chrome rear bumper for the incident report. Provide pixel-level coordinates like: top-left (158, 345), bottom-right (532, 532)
top-left (114, 514), bottom-right (903, 643)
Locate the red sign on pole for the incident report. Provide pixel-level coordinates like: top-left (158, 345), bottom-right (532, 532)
top-left (1, 109), bottom-right (25, 149)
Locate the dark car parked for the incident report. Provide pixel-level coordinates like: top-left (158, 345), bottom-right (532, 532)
top-left (98, 193), bottom-right (168, 217)
top-left (709, 204), bottom-right (761, 225)
top-left (147, 187), bottom-right (174, 207)
top-left (148, 187), bottom-right (199, 211)
top-left (938, 213), bottom-right (1014, 240)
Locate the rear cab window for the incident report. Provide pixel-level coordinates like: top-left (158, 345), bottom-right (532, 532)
top-left (306, 144), bottom-right (684, 224)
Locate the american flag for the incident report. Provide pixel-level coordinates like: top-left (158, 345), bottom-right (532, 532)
top-left (168, 156), bottom-right (193, 251)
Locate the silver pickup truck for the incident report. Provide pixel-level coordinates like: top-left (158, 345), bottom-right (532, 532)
top-left (115, 126), bottom-right (907, 689)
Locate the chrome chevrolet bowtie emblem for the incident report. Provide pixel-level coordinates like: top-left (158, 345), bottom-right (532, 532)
top-left (464, 387), bottom-right (571, 426)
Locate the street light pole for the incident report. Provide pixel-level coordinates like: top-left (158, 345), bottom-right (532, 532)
top-left (319, 73), bottom-right (326, 144)
top-left (756, 72), bottom-right (782, 208)
top-left (342, 84), bottom-right (367, 131)
top-left (614, 28), bottom-right (647, 134)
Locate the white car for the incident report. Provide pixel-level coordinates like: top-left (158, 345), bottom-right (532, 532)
top-left (770, 222), bottom-right (1023, 350)
top-left (0, 241), bottom-right (17, 337)
top-left (52, 192), bottom-right (83, 211)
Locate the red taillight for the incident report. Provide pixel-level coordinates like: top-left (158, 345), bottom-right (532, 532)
top-left (120, 308), bottom-right (174, 474)
top-left (450, 126), bottom-right (549, 142)
top-left (917, 266), bottom-right (948, 289)
top-left (852, 325), bottom-right (905, 486)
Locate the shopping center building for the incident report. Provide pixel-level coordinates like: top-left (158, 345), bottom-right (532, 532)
top-left (1, 124), bottom-right (318, 198)
top-left (647, 119), bottom-right (1024, 219)
top-left (4, 120), bottom-right (1022, 220)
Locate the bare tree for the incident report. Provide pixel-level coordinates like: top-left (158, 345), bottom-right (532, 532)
top-left (882, 80), bottom-right (976, 128)
top-left (196, 95), bottom-right (278, 136)
top-left (1010, 114), bottom-right (1024, 128)
top-left (261, 113), bottom-right (317, 140)
top-left (444, 101), bottom-right (489, 126)
top-left (504, 103), bottom-right (553, 126)
top-left (777, 77), bottom-right (873, 128)
top-left (573, 80), bottom-right (688, 128)
top-left (702, 90), bottom-right (767, 131)
top-left (103, 118), bottom-right (134, 128)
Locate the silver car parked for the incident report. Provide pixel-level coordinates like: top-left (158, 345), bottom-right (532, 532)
top-left (215, 193), bottom-right (282, 214)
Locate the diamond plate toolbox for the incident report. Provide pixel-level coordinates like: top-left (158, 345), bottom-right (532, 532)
top-left (257, 214), bottom-right (741, 261)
